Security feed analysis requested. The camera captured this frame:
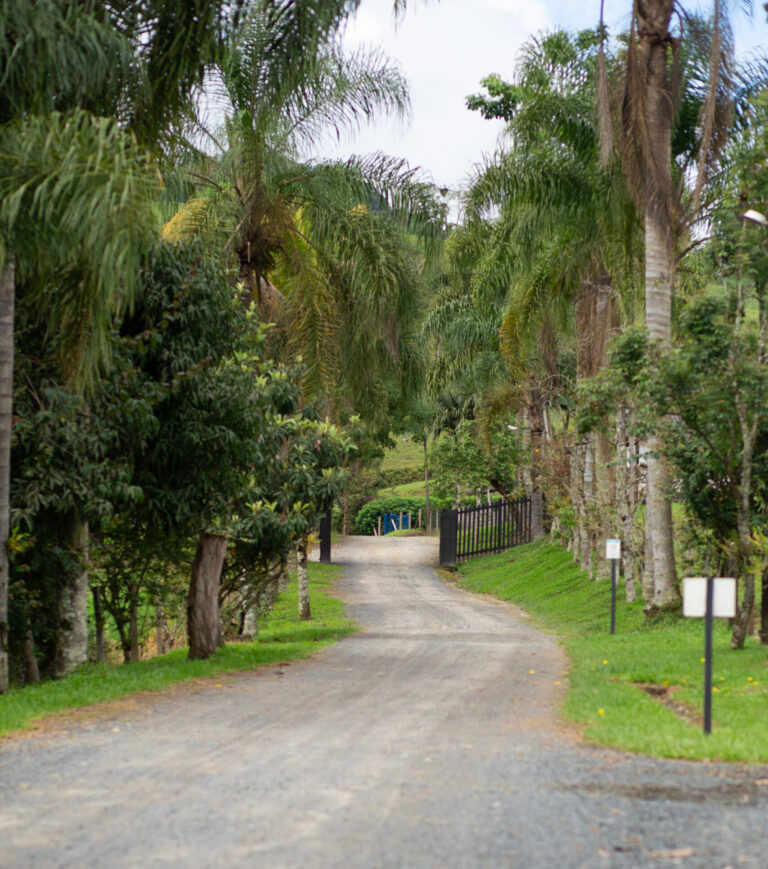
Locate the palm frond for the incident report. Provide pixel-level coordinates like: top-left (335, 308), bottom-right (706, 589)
top-left (0, 110), bottom-right (159, 384)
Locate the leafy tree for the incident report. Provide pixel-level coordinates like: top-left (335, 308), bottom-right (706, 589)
top-left (428, 419), bottom-right (524, 506)
top-left (0, 0), bottom-right (250, 689)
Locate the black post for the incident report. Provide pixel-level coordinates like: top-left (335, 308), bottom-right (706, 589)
top-left (319, 508), bottom-right (332, 564)
top-left (439, 509), bottom-right (458, 569)
top-left (704, 576), bottom-right (714, 735)
top-left (610, 559), bottom-right (617, 635)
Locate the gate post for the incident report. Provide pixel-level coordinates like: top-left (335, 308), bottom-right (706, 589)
top-left (439, 509), bottom-right (458, 568)
top-left (531, 491), bottom-right (544, 541)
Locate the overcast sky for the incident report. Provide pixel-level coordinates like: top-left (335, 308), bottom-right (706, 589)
top-left (318, 0), bottom-right (768, 195)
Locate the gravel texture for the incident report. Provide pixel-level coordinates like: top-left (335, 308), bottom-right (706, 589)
top-left (1, 535), bottom-right (767, 868)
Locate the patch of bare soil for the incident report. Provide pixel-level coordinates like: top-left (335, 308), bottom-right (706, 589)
top-left (637, 682), bottom-right (703, 728)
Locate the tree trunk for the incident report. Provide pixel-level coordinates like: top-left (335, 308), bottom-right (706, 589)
top-left (732, 436), bottom-right (757, 649)
top-left (595, 430), bottom-right (614, 581)
top-left (424, 440), bottom-right (431, 532)
top-left (528, 388), bottom-right (546, 492)
top-left (54, 510), bottom-right (90, 678)
top-left (187, 533), bottom-right (227, 659)
top-left (640, 1), bottom-right (678, 608)
top-left (297, 538), bottom-right (310, 621)
top-left (581, 434), bottom-right (595, 578)
top-left (646, 438), bottom-right (677, 608)
top-left (129, 580), bottom-right (140, 662)
top-left (615, 410), bottom-right (637, 602)
top-left (732, 573), bottom-right (755, 649)
top-left (242, 603), bottom-right (259, 639)
top-left (642, 145), bottom-right (677, 610)
top-left (0, 262), bottom-right (14, 694)
top-left (642, 492), bottom-right (655, 603)
top-left (92, 586), bottom-right (106, 663)
top-left (570, 439), bottom-right (584, 565)
top-left (23, 628), bottom-right (40, 684)
top-left (155, 598), bottom-right (165, 656)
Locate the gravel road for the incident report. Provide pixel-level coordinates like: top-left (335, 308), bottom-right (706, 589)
top-left (2, 535), bottom-right (768, 868)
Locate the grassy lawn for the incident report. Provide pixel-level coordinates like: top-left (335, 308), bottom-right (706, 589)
top-left (0, 562), bottom-right (356, 737)
top-left (457, 541), bottom-right (768, 763)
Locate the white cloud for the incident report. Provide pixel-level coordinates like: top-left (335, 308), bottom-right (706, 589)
top-left (318, 0), bottom-right (768, 193)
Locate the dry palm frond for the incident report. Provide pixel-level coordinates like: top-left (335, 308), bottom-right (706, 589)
top-left (595, 1), bottom-right (614, 167)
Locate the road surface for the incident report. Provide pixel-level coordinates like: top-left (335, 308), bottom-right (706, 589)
top-left (1, 535), bottom-right (767, 868)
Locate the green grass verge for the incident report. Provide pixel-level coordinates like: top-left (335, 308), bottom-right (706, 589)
top-left (457, 540), bottom-right (768, 762)
top-left (0, 562), bottom-right (356, 737)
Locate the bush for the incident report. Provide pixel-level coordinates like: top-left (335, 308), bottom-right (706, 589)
top-left (354, 497), bottom-right (426, 535)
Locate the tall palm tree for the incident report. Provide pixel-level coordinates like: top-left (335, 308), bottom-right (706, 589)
top-left (619, 0), bottom-right (744, 607)
top-left (462, 29), bottom-right (641, 578)
top-left (168, 7), bottom-right (440, 428)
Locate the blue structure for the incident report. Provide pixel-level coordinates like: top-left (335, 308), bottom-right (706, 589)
top-left (382, 513), bottom-right (410, 534)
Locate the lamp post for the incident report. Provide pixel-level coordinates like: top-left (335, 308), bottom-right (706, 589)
top-left (744, 209), bottom-right (768, 227)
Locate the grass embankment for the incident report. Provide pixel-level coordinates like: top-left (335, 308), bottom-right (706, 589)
top-left (458, 541), bottom-right (768, 763)
top-left (379, 436), bottom-right (424, 474)
top-left (0, 563), bottom-right (355, 737)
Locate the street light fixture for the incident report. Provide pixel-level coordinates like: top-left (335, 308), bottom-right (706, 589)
top-left (743, 209), bottom-right (768, 227)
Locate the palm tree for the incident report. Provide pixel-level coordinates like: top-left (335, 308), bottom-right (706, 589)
top-left (169, 8), bottom-right (440, 428)
top-left (462, 29), bottom-right (641, 580)
top-left (619, 1), bottom-right (745, 608)
top-left (162, 3), bottom-right (441, 654)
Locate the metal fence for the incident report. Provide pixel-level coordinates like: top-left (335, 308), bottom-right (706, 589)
top-left (439, 496), bottom-right (533, 568)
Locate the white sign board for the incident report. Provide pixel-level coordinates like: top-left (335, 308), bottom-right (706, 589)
top-left (605, 539), bottom-right (621, 560)
top-left (683, 577), bottom-right (737, 619)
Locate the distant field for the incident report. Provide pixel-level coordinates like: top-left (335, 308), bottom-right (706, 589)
top-left (377, 479), bottom-right (427, 499)
top-left (380, 437), bottom-right (424, 474)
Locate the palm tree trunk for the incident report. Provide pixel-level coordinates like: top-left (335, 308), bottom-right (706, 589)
top-left (617, 411), bottom-right (638, 603)
top-left (54, 509), bottom-right (90, 678)
top-left (0, 262), bottom-right (13, 693)
top-left (645, 209), bottom-right (678, 606)
top-left (641, 3), bottom-right (678, 607)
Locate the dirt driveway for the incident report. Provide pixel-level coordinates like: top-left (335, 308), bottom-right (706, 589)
top-left (1, 535), bottom-right (767, 868)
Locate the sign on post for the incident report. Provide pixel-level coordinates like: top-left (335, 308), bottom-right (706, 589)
top-left (683, 577), bottom-right (736, 618)
top-left (606, 540), bottom-right (621, 635)
top-left (683, 577), bottom-right (736, 735)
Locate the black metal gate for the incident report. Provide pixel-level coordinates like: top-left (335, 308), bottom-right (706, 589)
top-left (439, 496), bottom-right (533, 568)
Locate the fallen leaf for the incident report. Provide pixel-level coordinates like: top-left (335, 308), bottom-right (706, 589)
top-left (644, 847), bottom-right (695, 859)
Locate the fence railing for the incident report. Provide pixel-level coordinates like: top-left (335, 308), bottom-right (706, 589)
top-left (439, 496), bottom-right (534, 568)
